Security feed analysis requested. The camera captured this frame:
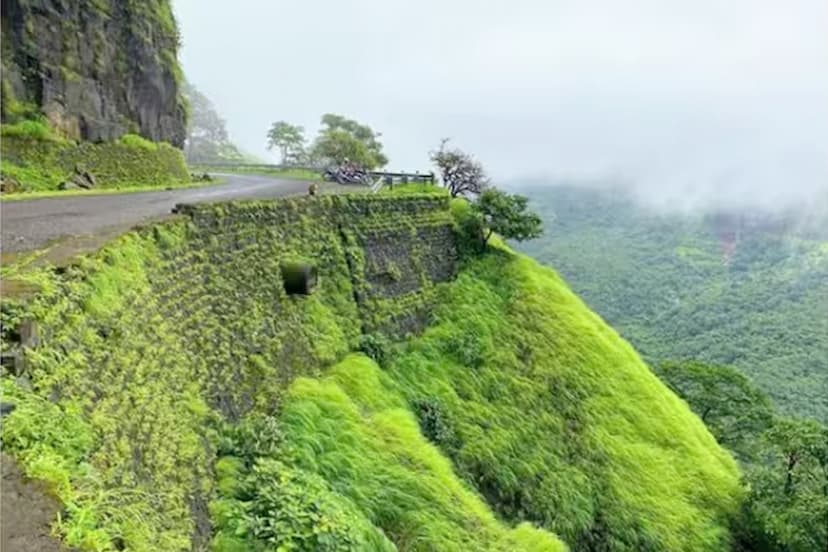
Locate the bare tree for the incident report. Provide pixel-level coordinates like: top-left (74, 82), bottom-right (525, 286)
top-left (430, 138), bottom-right (489, 197)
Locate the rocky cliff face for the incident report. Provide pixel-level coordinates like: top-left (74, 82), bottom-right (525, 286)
top-left (1, 0), bottom-right (186, 146)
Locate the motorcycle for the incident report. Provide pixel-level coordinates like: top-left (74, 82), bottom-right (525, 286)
top-left (324, 165), bottom-right (372, 185)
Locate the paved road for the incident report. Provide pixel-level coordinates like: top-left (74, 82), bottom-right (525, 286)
top-left (1, 174), bottom-right (319, 253)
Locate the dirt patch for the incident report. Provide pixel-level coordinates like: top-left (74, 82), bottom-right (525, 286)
top-left (1, 453), bottom-right (65, 552)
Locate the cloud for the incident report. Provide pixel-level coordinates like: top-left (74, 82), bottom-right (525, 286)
top-left (174, 0), bottom-right (828, 209)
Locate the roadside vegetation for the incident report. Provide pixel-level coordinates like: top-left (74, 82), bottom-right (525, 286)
top-left (187, 163), bottom-right (320, 181)
top-left (1, 129), bottom-right (191, 194)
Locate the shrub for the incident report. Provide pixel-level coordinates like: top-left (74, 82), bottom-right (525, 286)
top-left (450, 197), bottom-right (486, 257)
top-left (118, 133), bottom-right (158, 151)
top-left (217, 414), bottom-right (284, 463)
top-left (1, 120), bottom-right (59, 141)
top-left (413, 397), bottom-right (458, 450)
top-left (358, 333), bottom-right (390, 366)
top-left (230, 459), bottom-right (394, 551)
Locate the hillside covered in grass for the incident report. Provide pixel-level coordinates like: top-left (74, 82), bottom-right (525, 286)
top-left (1, 194), bottom-right (742, 551)
top-left (515, 185), bottom-right (828, 421)
top-left (213, 249), bottom-right (741, 551)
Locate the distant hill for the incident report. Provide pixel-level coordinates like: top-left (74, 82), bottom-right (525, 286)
top-left (515, 184), bottom-right (828, 421)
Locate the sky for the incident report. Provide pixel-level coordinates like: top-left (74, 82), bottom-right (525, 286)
top-left (173, 0), bottom-right (828, 210)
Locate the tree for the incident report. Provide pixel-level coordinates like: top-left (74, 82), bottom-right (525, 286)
top-left (430, 139), bottom-right (489, 197)
top-left (656, 360), bottom-right (774, 459)
top-left (267, 121), bottom-right (306, 166)
top-left (183, 83), bottom-right (247, 164)
top-left (310, 114), bottom-right (387, 169)
top-left (473, 189), bottom-right (543, 245)
top-left (654, 360), bottom-right (828, 552)
top-left (311, 129), bottom-right (374, 169)
top-left (745, 418), bottom-right (828, 552)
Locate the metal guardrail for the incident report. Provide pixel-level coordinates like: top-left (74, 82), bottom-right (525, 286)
top-left (371, 171), bottom-right (436, 185)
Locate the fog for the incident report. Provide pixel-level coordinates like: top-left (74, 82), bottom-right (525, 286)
top-left (173, 0), bottom-right (828, 211)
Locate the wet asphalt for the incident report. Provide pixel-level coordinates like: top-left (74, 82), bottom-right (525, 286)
top-left (1, 173), bottom-right (322, 253)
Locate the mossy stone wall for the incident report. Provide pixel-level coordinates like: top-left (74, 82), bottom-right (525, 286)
top-left (0, 193), bottom-right (457, 550)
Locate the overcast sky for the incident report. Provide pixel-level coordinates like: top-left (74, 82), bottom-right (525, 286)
top-left (174, 0), bottom-right (828, 210)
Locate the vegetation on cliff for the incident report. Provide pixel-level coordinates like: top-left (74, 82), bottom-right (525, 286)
top-left (1, 194), bottom-right (742, 551)
top-left (210, 244), bottom-right (741, 551)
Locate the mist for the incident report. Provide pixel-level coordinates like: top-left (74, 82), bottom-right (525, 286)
top-left (173, 0), bottom-right (828, 211)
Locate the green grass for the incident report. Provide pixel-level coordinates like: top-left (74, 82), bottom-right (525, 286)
top-left (213, 354), bottom-right (566, 552)
top-left (374, 247), bottom-right (742, 550)
top-left (216, 242), bottom-right (743, 551)
top-left (117, 133), bottom-right (159, 150)
top-left (1, 133), bottom-right (191, 192)
top-left (0, 195), bottom-right (743, 551)
top-left (1, 176), bottom-right (226, 201)
top-left (381, 183), bottom-right (446, 196)
top-left (1, 120), bottom-right (65, 142)
top-left (190, 164), bottom-right (321, 181)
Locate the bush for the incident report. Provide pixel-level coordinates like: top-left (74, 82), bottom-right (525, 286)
top-left (475, 188), bottom-right (543, 245)
top-left (413, 397), bottom-right (458, 450)
top-left (1, 120), bottom-right (60, 142)
top-left (358, 333), bottom-right (390, 366)
top-left (450, 197), bottom-right (486, 257)
top-left (218, 459), bottom-right (394, 552)
top-left (118, 133), bottom-right (158, 151)
top-left (217, 414), bottom-right (284, 463)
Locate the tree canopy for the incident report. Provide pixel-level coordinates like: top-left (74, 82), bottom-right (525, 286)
top-left (656, 359), bottom-right (827, 552)
top-left (474, 189), bottom-right (543, 245)
top-left (265, 114), bottom-right (388, 170)
top-left (310, 114), bottom-right (387, 169)
top-left (266, 121), bottom-right (306, 166)
top-left (656, 360), bottom-right (774, 459)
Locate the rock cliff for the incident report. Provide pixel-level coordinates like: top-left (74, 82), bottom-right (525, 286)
top-left (1, 0), bottom-right (186, 146)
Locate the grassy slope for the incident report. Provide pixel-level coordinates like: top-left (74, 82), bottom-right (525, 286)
top-left (1, 177), bottom-right (225, 201)
top-left (0, 195), bottom-right (742, 551)
top-left (261, 244), bottom-right (741, 551)
top-left (189, 164), bottom-right (321, 182)
top-left (216, 354), bottom-right (566, 551)
top-left (516, 186), bottom-right (828, 420)
top-left (1, 129), bottom-right (191, 192)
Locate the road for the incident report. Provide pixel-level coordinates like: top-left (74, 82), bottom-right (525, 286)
top-left (1, 174), bottom-right (320, 254)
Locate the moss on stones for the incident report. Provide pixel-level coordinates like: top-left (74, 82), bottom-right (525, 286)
top-left (0, 133), bottom-right (189, 190)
